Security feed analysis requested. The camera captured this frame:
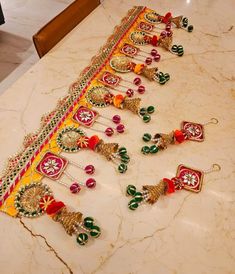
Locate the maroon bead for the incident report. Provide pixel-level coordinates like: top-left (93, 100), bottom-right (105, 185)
top-left (138, 85), bottom-right (145, 94)
top-left (151, 49), bottom-right (158, 56)
top-left (116, 124), bottom-right (125, 133)
top-left (105, 127), bottom-right (114, 137)
top-left (86, 178), bottom-right (96, 188)
top-left (160, 31), bottom-right (167, 38)
top-left (154, 54), bottom-right (161, 62)
top-left (133, 77), bottom-right (141, 86)
top-left (70, 183), bottom-right (81, 194)
top-left (84, 165), bottom-right (95, 175)
top-left (112, 114), bottom-right (121, 124)
top-left (145, 57), bottom-right (152, 65)
top-left (126, 89), bottom-right (134, 97)
top-left (165, 24), bottom-right (171, 31)
top-left (167, 30), bottom-right (173, 37)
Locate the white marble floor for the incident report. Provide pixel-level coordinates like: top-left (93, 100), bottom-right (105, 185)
top-left (0, 0), bottom-right (74, 94)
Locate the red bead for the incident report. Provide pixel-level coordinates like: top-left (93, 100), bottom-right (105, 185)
top-left (126, 89), bottom-right (134, 97)
top-left (133, 77), bottom-right (141, 86)
top-left (116, 124), bottom-right (125, 133)
top-left (70, 183), bottom-right (81, 194)
top-left (84, 165), bottom-right (95, 175)
top-left (86, 178), bottom-right (96, 188)
top-left (163, 178), bottom-right (175, 194)
top-left (151, 49), bottom-right (158, 56)
top-left (154, 54), bottom-right (161, 62)
top-left (145, 57), bottom-right (152, 65)
top-left (112, 114), bottom-right (121, 124)
top-left (105, 127), bottom-right (114, 137)
top-left (138, 85), bottom-right (145, 94)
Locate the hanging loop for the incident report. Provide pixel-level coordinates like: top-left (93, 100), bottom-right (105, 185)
top-left (203, 118), bottom-right (219, 126)
top-left (204, 164), bottom-right (221, 174)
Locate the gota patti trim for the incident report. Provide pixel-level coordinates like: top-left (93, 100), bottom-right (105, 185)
top-left (0, 6), bottom-right (146, 213)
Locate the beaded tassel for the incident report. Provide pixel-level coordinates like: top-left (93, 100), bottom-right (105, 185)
top-left (143, 180), bottom-right (167, 204)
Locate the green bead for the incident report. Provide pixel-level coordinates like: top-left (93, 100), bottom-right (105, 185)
top-left (121, 154), bottom-right (130, 164)
top-left (141, 146), bottom-right (150, 154)
top-left (126, 185), bottom-right (136, 196)
top-left (182, 17), bottom-right (188, 27)
top-left (83, 217), bottom-right (94, 228)
top-left (128, 199), bottom-right (139, 210)
top-left (142, 133), bottom-right (152, 142)
top-left (164, 73), bottom-right (170, 82)
top-left (139, 107), bottom-right (147, 116)
top-left (90, 225), bottom-right (101, 238)
top-left (118, 163), bottom-right (127, 173)
top-left (77, 233), bottom-right (88, 246)
top-left (171, 45), bottom-right (178, 53)
top-left (159, 76), bottom-right (166, 85)
top-left (188, 25), bottom-right (193, 32)
top-left (158, 71), bottom-right (164, 77)
top-left (177, 45), bottom-right (184, 57)
top-left (118, 147), bottom-right (127, 155)
top-left (150, 145), bottom-right (159, 154)
top-left (147, 105), bottom-right (155, 114)
top-left (134, 192), bottom-right (143, 202)
top-left (143, 114), bottom-right (151, 123)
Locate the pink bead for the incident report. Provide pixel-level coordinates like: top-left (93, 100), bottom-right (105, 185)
top-left (105, 127), bottom-right (114, 137)
top-left (145, 57), bottom-right (152, 65)
top-left (151, 49), bottom-right (158, 56)
top-left (84, 164), bottom-right (95, 175)
top-left (116, 124), bottom-right (125, 133)
top-left (126, 89), bottom-right (134, 97)
top-left (160, 31), bottom-right (167, 38)
top-left (133, 77), bottom-right (141, 86)
top-left (138, 85), bottom-right (145, 94)
top-left (70, 183), bottom-right (81, 194)
top-left (154, 54), bottom-right (161, 62)
top-left (86, 178), bottom-right (96, 188)
top-left (112, 114), bottom-right (121, 124)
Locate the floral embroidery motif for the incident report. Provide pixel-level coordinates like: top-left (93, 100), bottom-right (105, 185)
top-left (73, 106), bottom-right (98, 127)
top-left (177, 165), bottom-right (203, 192)
top-left (181, 121), bottom-right (204, 142)
top-left (99, 71), bottom-right (121, 88)
top-left (36, 152), bottom-right (68, 180)
top-left (120, 43), bottom-right (139, 57)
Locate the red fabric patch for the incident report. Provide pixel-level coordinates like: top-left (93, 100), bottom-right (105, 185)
top-left (46, 201), bottom-right (65, 215)
top-left (88, 135), bottom-right (100, 150)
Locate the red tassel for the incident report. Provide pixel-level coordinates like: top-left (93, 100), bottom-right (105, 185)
top-left (151, 35), bottom-right (158, 46)
top-left (88, 135), bottom-right (100, 150)
top-left (163, 178), bottom-right (175, 194)
top-left (174, 130), bottom-right (185, 143)
top-left (162, 12), bottom-right (172, 24)
top-left (46, 201), bottom-right (65, 215)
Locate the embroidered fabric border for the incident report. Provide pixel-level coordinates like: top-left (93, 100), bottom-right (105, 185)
top-left (0, 6), bottom-right (146, 208)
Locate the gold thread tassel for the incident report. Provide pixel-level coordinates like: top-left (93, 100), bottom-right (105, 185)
top-left (142, 67), bottom-right (158, 81)
top-left (52, 207), bottom-right (83, 235)
top-left (171, 16), bottom-right (183, 28)
top-left (122, 97), bottom-right (141, 114)
top-left (95, 139), bottom-right (119, 160)
top-left (152, 131), bottom-right (175, 150)
top-left (143, 180), bottom-right (167, 204)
